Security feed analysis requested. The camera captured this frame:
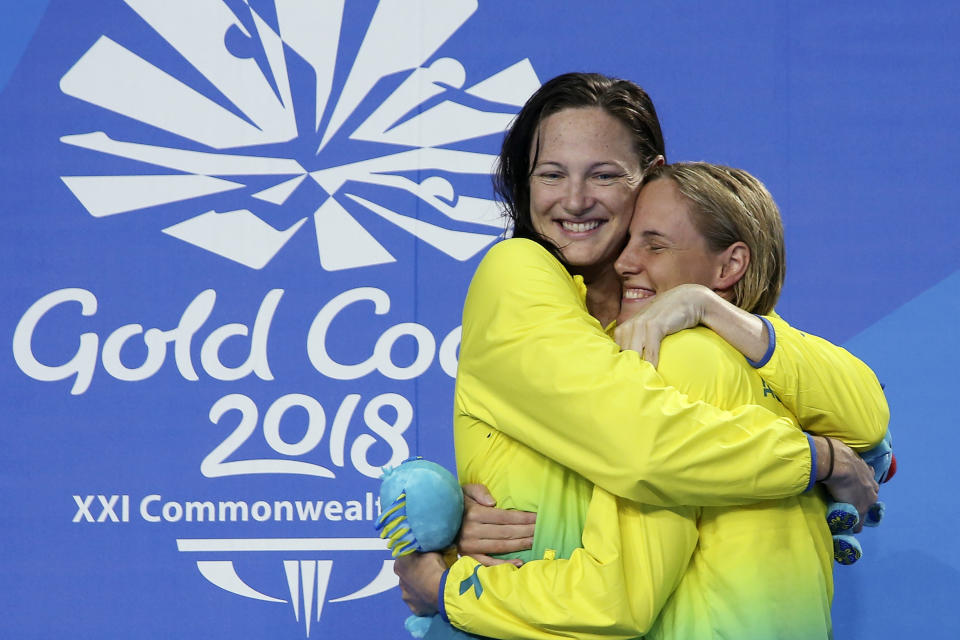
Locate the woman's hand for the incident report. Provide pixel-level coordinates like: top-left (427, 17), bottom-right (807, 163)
top-left (457, 484), bottom-right (535, 567)
top-left (393, 551), bottom-right (447, 616)
top-left (614, 284), bottom-right (710, 366)
top-left (813, 436), bottom-right (880, 532)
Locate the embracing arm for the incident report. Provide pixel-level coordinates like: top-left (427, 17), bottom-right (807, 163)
top-left (653, 326), bottom-right (879, 519)
top-left (398, 489), bottom-right (698, 640)
top-left (457, 239), bottom-right (814, 507)
top-left (614, 284), bottom-right (888, 450)
top-left (754, 312), bottom-right (887, 450)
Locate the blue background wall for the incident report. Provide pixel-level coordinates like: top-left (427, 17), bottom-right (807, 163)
top-left (2, 1), bottom-right (956, 637)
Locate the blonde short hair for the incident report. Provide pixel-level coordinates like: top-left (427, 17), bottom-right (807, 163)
top-left (645, 163), bottom-right (785, 315)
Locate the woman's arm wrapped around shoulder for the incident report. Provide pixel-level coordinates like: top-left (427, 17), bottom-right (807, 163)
top-left (436, 489), bottom-right (697, 640)
top-left (613, 284), bottom-right (888, 450)
top-left (456, 239), bottom-right (814, 507)
top-left (757, 312), bottom-right (888, 450)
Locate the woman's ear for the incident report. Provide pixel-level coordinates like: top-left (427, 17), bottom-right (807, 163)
top-left (713, 241), bottom-right (750, 292)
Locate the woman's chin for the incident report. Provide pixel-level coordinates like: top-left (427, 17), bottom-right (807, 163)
top-left (617, 295), bottom-right (655, 323)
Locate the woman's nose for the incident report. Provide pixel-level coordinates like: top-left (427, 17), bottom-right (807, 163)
top-left (562, 178), bottom-right (590, 214)
top-left (615, 242), bottom-right (642, 277)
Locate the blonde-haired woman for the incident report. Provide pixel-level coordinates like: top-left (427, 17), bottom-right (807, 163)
top-left (397, 162), bottom-right (883, 640)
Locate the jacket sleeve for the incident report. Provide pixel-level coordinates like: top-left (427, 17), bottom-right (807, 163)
top-left (441, 488), bottom-right (698, 640)
top-left (757, 313), bottom-right (889, 451)
top-left (456, 239), bottom-right (813, 507)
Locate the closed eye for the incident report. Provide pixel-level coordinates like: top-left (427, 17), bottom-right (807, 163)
top-left (593, 172), bottom-right (625, 183)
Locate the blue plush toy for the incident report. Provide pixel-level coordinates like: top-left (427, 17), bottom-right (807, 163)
top-left (376, 457), bottom-right (464, 639)
top-left (826, 430), bottom-right (897, 565)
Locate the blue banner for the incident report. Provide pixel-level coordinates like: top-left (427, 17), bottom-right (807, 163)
top-left (2, 1), bottom-right (957, 637)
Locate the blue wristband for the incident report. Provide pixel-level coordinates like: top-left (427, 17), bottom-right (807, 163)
top-left (805, 434), bottom-right (818, 491)
top-left (438, 568), bottom-right (450, 623)
top-left (746, 315), bottom-right (775, 368)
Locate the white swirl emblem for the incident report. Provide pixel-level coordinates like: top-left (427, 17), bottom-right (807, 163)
top-left (59, 0), bottom-right (540, 270)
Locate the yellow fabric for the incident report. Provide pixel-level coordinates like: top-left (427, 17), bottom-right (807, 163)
top-left (647, 328), bottom-right (837, 639)
top-left (455, 416), bottom-right (594, 563)
top-left (454, 239), bottom-right (812, 507)
top-left (759, 313), bottom-right (889, 451)
top-left (444, 239), bottom-right (888, 639)
top-left (445, 491), bottom-right (696, 640)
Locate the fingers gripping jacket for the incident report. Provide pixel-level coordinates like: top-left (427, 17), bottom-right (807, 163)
top-left (376, 457), bottom-right (464, 557)
top-left (826, 430), bottom-right (896, 565)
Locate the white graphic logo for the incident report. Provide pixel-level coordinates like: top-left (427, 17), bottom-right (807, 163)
top-left (54, 1), bottom-right (541, 635)
top-left (177, 537), bottom-right (395, 637)
top-left (59, 0), bottom-right (539, 270)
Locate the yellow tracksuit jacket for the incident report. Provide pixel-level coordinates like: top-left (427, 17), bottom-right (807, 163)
top-left (442, 239), bottom-right (888, 639)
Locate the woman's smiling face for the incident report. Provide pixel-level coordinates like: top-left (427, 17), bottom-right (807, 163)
top-left (528, 107), bottom-right (642, 271)
top-left (615, 178), bottom-right (726, 323)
